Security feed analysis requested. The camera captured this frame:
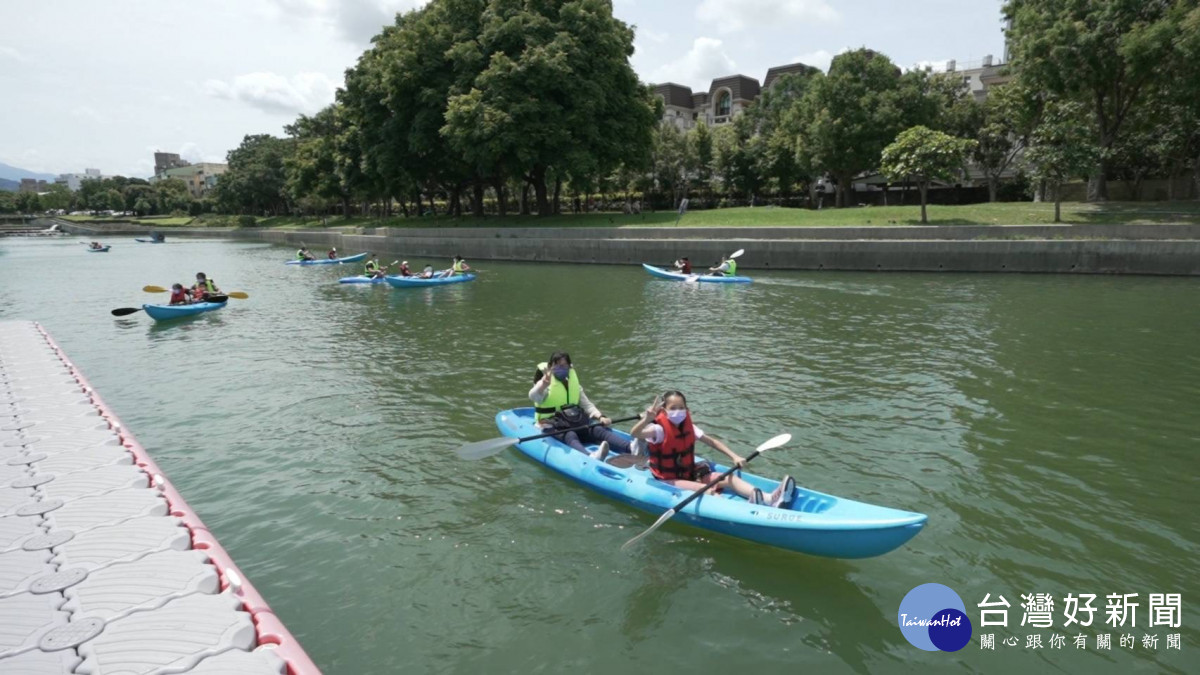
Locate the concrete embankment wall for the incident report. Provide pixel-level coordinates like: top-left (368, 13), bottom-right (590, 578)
top-left (46, 219), bottom-right (1200, 276)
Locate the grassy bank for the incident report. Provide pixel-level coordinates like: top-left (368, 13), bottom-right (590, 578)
top-left (194, 201), bottom-right (1200, 230)
top-left (61, 214), bottom-right (196, 226)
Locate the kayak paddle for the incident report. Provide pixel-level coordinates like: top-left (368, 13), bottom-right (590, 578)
top-left (111, 307), bottom-right (143, 316)
top-left (457, 414), bottom-right (642, 460)
top-left (620, 433), bottom-right (791, 551)
top-left (143, 286), bottom-right (249, 299)
top-left (687, 248), bottom-right (746, 283)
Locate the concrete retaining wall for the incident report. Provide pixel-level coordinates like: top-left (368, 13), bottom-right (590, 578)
top-left (46, 219), bottom-right (1200, 275)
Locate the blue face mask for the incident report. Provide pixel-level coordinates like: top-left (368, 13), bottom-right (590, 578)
top-left (552, 366), bottom-right (570, 380)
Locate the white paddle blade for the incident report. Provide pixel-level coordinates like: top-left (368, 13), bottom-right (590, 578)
top-left (685, 275), bottom-right (700, 283)
top-left (730, 249), bottom-right (745, 259)
top-left (621, 508), bottom-right (677, 551)
top-left (755, 433), bottom-right (791, 453)
top-left (456, 436), bottom-right (518, 460)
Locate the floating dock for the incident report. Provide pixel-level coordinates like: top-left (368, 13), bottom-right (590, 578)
top-left (0, 321), bottom-right (319, 674)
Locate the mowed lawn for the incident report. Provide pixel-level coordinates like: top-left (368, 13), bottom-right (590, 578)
top-left (65, 200), bottom-right (1200, 230)
top-left (230, 201), bottom-right (1200, 229)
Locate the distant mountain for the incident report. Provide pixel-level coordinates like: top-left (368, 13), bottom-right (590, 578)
top-left (0, 162), bottom-right (58, 182)
top-left (0, 178), bottom-right (18, 192)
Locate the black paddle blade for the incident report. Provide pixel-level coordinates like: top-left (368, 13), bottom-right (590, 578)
top-left (111, 307), bottom-right (142, 316)
top-left (206, 294), bottom-right (229, 303)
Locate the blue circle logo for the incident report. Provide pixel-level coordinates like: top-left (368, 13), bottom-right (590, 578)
top-left (898, 583), bottom-right (973, 652)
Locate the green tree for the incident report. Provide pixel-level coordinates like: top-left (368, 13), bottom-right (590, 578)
top-left (880, 125), bottom-right (977, 223)
top-left (688, 121), bottom-right (714, 191)
top-left (213, 134), bottom-right (293, 215)
top-left (799, 49), bottom-right (910, 207)
top-left (651, 123), bottom-right (695, 206)
top-left (441, 0), bottom-right (656, 216)
top-left (1004, 0), bottom-right (1185, 201)
top-left (15, 191), bottom-right (42, 214)
top-left (0, 190), bottom-right (16, 214)
top-left (1025, 100), bottom-right (1099, 222)
top-left (39, 183), bottom-right (72, 211)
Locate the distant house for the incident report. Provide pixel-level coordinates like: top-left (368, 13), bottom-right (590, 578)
top-left (55, 168), bottom-right (103, 192)
top-left (652, 62), bottom-right (818, 130)
top-left (154, 163), bottom-right (228, 199)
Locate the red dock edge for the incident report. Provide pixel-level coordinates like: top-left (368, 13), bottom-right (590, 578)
top-left (36, 323), bottom-right (321, 675)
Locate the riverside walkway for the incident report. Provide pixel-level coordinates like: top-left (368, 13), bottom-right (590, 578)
top-left (0, 321), bottom-right (318, 674)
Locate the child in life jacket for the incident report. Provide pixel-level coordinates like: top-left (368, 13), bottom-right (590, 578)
top-left (397, 261), bottom-right (413, 277)
top-left (628, 391), bottom-right (795, 507)
top-left (169, 283), bottom-right (191, 305)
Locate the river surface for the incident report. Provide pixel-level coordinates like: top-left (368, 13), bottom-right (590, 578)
top-left (1, 236), bottom-right (1197, 674)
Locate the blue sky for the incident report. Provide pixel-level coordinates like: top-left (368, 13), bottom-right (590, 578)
top-left (0, 0), bottom-right (1007, 178)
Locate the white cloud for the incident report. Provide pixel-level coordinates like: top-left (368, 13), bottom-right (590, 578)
top-left (910, 59), bottom-right (951, 73)
top-left (649, 37), bottom-right (736, 89)
top-left (0, 46), bottom-right (28, 63)
top-left (640, 28), bottom-right (669, 44)
top-left (794, 49), bottom-right (833, 73)
top-left (203, 72), bottom-right (338, 116)
top-left (264, 0), bottom-right (429, 45)
top-left (697, 0), bottom-right (838, 33)
top-left (70, 105), bottom-right (106, 124)
top-left (178, 142), bottom-right (225, 164)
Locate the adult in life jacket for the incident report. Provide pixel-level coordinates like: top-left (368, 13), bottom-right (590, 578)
top-left (168, 283), bottom-right (192, 305)
top-left (364, 253), bottom-right (388, 279)
top-left (297, 247), bottom-right (315, 261)
top-left (439, 255), bottom-right (470, 278)
top-left (628, 391), bottom-right (795, 507)
top-left (528, 351), bottom-right (631, 460)
top-left (191, 273), bottom-right (221, 301)
top-left (709, 255), bottom-right (737, 277)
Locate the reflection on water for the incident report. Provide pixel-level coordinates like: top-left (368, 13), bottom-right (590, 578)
top-left (1, 237), bottom-right (1197, 673)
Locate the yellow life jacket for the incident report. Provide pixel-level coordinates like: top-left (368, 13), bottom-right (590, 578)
top-left (534, 364), bottom-right (582, 422)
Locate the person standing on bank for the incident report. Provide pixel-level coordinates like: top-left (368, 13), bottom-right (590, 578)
top-left (529, 351), bottom-right (631, 460)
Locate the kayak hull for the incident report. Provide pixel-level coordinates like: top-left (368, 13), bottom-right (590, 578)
top-left (642, 263), bottom-right (752, 284)
top-left (286, 252), bottom-right (368, 266)
top-left (384, 273), bottom-right (476, 288)
top-left (86, 246), bottom-right (111, 252)
top-left (142, 301), bottom-right (227, 321)
top-left (134, 238), bottom-right (164, 244)
top-left (494, 408), bottom-right (926, 558)
top-left (339, 275), bottom-right (388, 284)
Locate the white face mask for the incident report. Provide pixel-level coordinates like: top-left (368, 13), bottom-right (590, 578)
top-left (665, 409), bottom-right (687, 425)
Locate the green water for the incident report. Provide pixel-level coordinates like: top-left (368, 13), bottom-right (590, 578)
top-left (2, 236), bottom-right (1197, 674)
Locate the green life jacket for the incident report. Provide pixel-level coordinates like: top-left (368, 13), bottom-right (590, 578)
top-left (452, 260), bottom-right (466, 274)
top-left (195, 279), bottom-right (215, 293)
top-left (726, 259), bottom-right (737, 276)
top-left (297, 250), bottom-right (307, 260)
top-left (535, 366), bottom-right (582, 422)
top-left (365, 260), bottom-right (380, 274)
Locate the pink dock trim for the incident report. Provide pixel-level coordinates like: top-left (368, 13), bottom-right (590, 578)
top-left (36, 323), bottom-right (322, 675)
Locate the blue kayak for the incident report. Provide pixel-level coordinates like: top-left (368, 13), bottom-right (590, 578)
top-left (384, 273), bottom-right (476, 288)
top-left (642, 263), bottom-right (752, 284)
top-left (339, 275), bottom-right (388, 284)
top-left (494, 408), bottom-right (926, 558)
top-left (142, 300), bottom-right (227, 322)
top-left (286, 252), bottom-right (368, 266)
top-left (86, 246), bottom-right (110, 252)
top-left (134, 238), bottom-right (164, 244)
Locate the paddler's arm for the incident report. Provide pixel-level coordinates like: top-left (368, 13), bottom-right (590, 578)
top-left (578, 390), bottom-right (605, 423)
top-left (699, 434), bottom-right (746, 469)
top-left (628, 395), bottom-right (663, 439)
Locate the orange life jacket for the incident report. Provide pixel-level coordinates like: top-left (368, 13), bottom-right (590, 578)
top-left (648, 410), bottom-right (696, 481)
